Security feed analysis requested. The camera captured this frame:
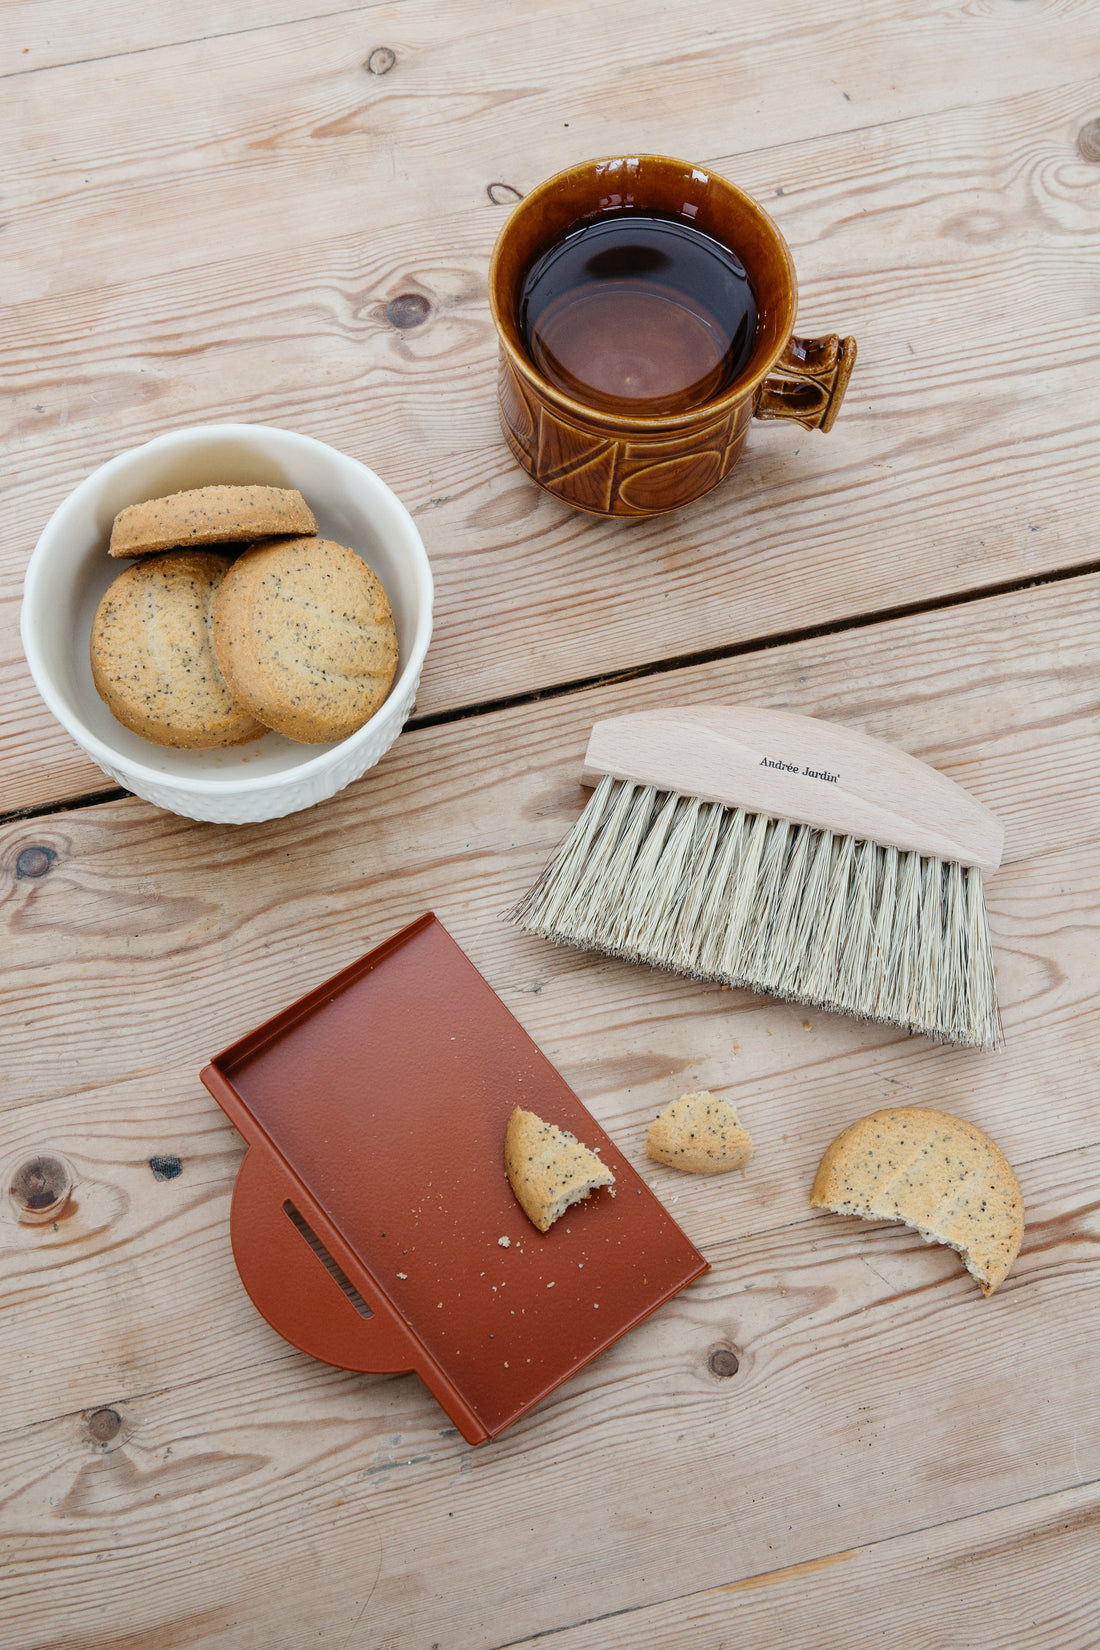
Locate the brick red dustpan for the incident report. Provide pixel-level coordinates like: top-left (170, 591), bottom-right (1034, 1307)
top-left (201, 913), bottom-right (708, 1444)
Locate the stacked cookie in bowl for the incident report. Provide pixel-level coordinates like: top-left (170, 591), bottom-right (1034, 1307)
top-left (93, 485), bottom-right (398, 750)
top-left (21, 424), bottom-right (434, 824)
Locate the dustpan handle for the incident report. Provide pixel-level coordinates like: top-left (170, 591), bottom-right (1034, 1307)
top-left (229, 1144), bottom-right (417, 1374)
top-left (581, 705), bottom-right (1004, 872)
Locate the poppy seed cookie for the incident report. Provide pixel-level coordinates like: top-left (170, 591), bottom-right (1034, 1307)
top-left (211, 537), bottom-right (398, 744)
top-left (90, 552), bottom-right (267, 748)
top-left (505, 1106), bottom-right (615, 1233)
top-left (109, 485), bottom-right (317, 558)
top-left (646, 1091), bottom-right (754, 1174)
top-left (810, 1106), bottom-right (1024, 1296)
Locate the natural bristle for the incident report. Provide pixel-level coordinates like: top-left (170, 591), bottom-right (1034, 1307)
top-left (510, 776), bottom-right (1001, 1049)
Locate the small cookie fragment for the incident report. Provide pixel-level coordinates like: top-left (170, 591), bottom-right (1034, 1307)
top-left (504, 1106), bottom-right (614, 1233)
top-left (90, 552), bottom-right (267, 749)
top-left (211, 537), bottom-right (398, 744)
top-left (109, 485), bottom-right (317, 558)
top-left (646, 1091), bottom-right (754, 1174)
top-left (810, 1106), bottom-right (1024, 1296)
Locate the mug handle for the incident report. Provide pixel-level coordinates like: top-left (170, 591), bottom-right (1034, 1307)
top-left (754, 333), bottom-right (857, 432)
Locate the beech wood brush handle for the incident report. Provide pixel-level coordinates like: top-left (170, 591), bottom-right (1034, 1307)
top-left (580, 706), bottom-right (1004, 873)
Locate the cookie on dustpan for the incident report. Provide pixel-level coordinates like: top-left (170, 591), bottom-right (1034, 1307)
top-left (505, 1106), bottom-right (615, 1232)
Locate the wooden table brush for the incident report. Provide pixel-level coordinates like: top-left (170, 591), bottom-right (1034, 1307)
top-left (509, 706), bottom-right (1005, 1049)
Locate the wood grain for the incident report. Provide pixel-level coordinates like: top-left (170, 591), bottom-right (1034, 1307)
top-left (3, 5), bottom-right (1098, 1644)
top-left (4, 11), bottom-right (1100, 809)
top-left (0, 1148), bottom-right (1094, 1649)
top-left (1, 576), bottom-right (1098, 1645)
top-left (3, 0), bottom-right (1094, 278)
top-left (3, 796), bottom-right (1098, 1426)
top-left (2, 571), bottom-right (1099, 1109)
top-left (1, 0), bottom-right (380, 78)
top-left (506, 1482), bottom-right (1100, 1649)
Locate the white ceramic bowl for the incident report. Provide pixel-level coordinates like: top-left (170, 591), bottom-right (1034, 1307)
top-left (21, 424), bottom-right (434, 824)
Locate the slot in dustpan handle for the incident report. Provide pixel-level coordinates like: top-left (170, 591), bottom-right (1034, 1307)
top-left (230, 1143), bottom-right (416, 1374)
top-left (581, 705), bottom-right (1004, 872)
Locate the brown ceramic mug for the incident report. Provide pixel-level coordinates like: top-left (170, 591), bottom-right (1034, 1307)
top-left (489, 154), bottom-right (856, 517)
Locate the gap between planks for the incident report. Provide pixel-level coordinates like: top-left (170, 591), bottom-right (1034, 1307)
top-left (486, 1476), bottom-right (1100, 1650)
top-left (5, 555), bottom-right (1099, 830)
top-left (0, 1), bottom-right (390, 82)
top-left (2, 10), bottom-right (1037, 215)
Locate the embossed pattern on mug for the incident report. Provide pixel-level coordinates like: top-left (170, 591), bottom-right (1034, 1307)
top-left (498, 358), bottom-right (753, 516)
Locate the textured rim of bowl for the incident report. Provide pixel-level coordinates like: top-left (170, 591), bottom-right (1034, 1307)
top-left (20, 424), bottom-right (434, 798)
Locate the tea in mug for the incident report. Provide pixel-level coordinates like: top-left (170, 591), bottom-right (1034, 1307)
top-left (518, 212), bottom-right (758, 416)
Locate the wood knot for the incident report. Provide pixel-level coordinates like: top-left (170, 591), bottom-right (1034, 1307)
top-left (149, 1155), bottom-right (182, 1181)
top-left (386, 293), bottom-right (431, 330)
top-left (366, 47), bottom-right (396, 75)
top-left (87, 1407), bottom-right (122, 1444)
top-left (1077, 119), bottom-right (1100, 163)
top-left (10, 1154), bottom-right (73, 1223)
top-left (487, 182), bottom-right (524, 205)
top-left (708, 1348), bottom-right (740, 1378)
top-left (16, 845), bottom-right (56, 879)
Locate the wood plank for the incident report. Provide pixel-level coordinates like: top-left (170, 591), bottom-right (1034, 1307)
top-left (0, 573), bottom-right (1096, 1392)
top-left (4, 64), bottom-right (1100, 808)
top-left (6, 0), bottom-right (1091, 100)
top-left (2, 567), bottom-right (1098, 1138)
top-left (0, 1145), bottom-right (1094, 1650)
top-left (2, 578), bottom-right (1098, 1646)
top-left (5, 777), bottom-right (1098, 1426)
top-left (2, 567), bottom-right (1098, 1103)
top-left (4, 0), bottom-right (1094, 291)
top-left (504, 1482), bottom-right (1100, 1650)
top-left (1, 0), bottom-right (378, 77)
top-left (4, 6), bottom-right (1095, 1643)
top-left (2, 807), bottom-right (1097, 1425)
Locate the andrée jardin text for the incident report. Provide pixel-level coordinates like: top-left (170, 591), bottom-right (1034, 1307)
top-left (761, 756), bottom-right (840, 784)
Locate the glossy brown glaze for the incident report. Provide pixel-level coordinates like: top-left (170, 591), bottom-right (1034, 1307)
top-left (489, 155), bottom-right (856, 515)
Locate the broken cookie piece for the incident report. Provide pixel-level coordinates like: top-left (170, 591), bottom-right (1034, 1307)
top-left (646, 1091), bottom-right (754, 1174)
top-left (810, 1106), bottom-right (1024, 1296)
top-left (505, 1106), bottom-right (615, 1233)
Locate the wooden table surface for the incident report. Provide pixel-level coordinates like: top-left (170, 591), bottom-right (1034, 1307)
top-left (3, 3), bottom-right (1099, 1646)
